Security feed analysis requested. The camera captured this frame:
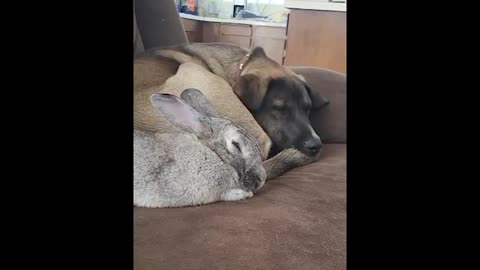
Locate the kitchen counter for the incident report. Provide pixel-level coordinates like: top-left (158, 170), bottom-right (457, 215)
top-left (179, 13), bottom-right (287, 28)
top-left (284, 1), bottom-right (346, 12)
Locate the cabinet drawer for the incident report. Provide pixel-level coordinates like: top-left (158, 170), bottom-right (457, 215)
top-left (252, 26), bottom-right (287, 39)
top-left (220, 24), bottom-right (251, 36)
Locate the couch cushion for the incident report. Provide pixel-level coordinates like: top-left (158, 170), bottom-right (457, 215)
top-left (134, 144), bottom-right (346, 270)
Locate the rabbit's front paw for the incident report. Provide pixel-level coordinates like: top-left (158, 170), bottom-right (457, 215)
top-left (222, 189), bottom-right (253, 201)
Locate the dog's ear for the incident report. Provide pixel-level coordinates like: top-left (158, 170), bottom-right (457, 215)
top-left (233, 74), bottom-right (267, 111)
top-left (298, 75), bottom-right (330, 110)
top-left (250, 47), bottom-right (267, 58)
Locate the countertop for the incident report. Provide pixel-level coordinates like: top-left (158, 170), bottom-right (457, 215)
top-left (179, 13), bottom-right (287, 28)
top-left (284, 1), bottom-right (346, 12)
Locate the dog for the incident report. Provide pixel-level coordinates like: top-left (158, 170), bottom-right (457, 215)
top-left (134, 43), bottom-right (330, 180)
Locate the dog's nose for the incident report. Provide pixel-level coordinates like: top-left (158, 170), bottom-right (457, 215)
top-left (304, 138), bottom-right (322, 155)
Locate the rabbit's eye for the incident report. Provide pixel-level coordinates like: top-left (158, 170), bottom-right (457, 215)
top-left (232, 141), bottom-right (242, 152)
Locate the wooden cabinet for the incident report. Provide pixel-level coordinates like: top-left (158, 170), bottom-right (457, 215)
top-left (201, 22), bottom-right (220, 42)
top-left (219, 24), bottom-right (251, 48)
top-left (180, 11), bottom-right (346, 71)
top-left (251, 26), bottom-right (287, 65)
top-left (284, 10), bottom-right (346, 73)
top-left (182, 18), bottom-right (202, 42)
top-left (181, 18), bottom-right (287, 64)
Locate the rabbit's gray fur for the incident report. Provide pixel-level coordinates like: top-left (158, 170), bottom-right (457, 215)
top-left (134, 88), bottom-right (266, 208)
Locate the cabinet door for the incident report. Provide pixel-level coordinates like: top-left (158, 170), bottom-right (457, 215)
top-left (284, 10), bottom-right (346, 73)
top-left (251, 37), bottom-right (285, 64)
top-left (218, 24), bottom-right (251, 49)
top-left (202, 22), bottom-right (220, 42)
top-left (182, 18), bottom-right (202, 42)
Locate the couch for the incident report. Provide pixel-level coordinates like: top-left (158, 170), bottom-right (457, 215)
top-left (134, 1), bottom-right (346, 269)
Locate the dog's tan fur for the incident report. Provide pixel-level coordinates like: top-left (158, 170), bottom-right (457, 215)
top-left (134, 43), bottom-right (321, 180)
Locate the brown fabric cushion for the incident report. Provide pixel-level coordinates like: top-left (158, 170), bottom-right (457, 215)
top-left (289, 67), bottom-right (346, 144)
top-left (134, 144), bottom-right (346, 270)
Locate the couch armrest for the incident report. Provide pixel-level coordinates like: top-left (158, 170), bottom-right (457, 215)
top-left (289, 66), bottom-right (346, 144)
top-left (134, 0), bottom-right (188, 50)
top-left (134, 9), bottom-right (145, 57)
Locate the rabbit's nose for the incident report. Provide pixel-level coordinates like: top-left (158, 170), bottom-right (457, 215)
top-left (253, 169), bottom-right (266, 192)
top-left (255, 177), bottom-right (265, 191)
top-left (244, 168), bottom-right (266, 192)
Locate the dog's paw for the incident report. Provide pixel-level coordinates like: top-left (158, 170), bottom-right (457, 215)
top-left (222, 189), bottom-right (253, 201)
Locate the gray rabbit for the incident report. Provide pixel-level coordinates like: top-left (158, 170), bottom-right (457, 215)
top-left (134, 88), bottom-right (266, 208)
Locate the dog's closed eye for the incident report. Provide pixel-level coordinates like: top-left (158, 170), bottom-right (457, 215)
top-left (272, 99), bottom-right (286, 110)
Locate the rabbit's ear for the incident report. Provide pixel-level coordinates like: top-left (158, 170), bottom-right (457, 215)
top-left (180, 88), bottom-right (220, 118)
top-left (150, 93), bottom-right (213, 137)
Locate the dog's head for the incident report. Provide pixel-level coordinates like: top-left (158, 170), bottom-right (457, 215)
top-left (233, 47), bottom-right (329, 158)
